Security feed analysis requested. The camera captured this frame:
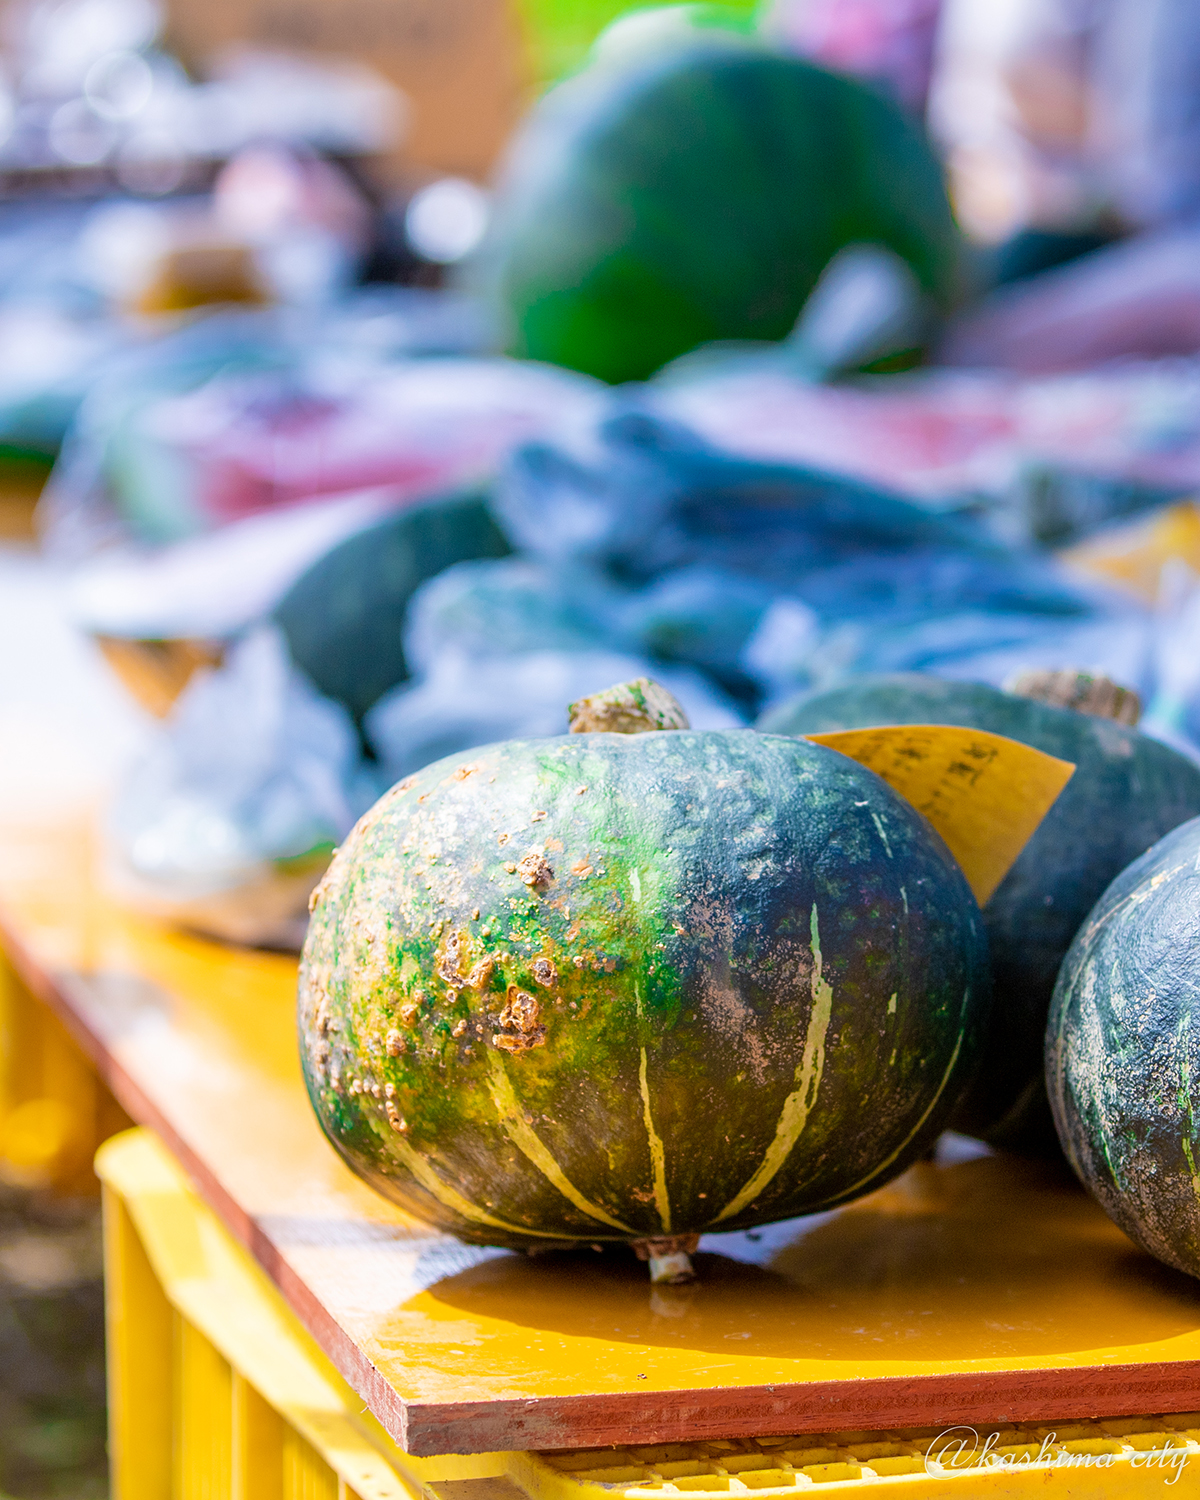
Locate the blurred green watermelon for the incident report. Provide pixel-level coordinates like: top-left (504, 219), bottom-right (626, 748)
top-left (484, 30), bottom-right (962, 382)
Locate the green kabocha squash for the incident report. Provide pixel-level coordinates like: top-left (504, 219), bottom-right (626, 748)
top-left (274, 491), bottom-right (510, 723)
top-left (299, 683), bottom-right (989, 1277)
top-left (760, 672), bottom-right (1200, 1154)
top-left (484, 40), bottom-right (961, 383)
top-left (1048, 815), bottom-right (1200, 1279)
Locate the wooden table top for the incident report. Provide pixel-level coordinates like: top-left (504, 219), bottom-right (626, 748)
top-left (3, 793), bottom-right (1200, 1456)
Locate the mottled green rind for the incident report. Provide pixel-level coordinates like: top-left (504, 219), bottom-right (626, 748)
top-left (488, 45), bottom-right (961, 383)
top-left (761, 674), bottom-right (1200, 1152)
top-left (1048, 815), bottom-right (1200, 1279)
top-left (273, 492), bottom-right (510, 722)
top-left (299, 729), bottom-right (988, 1249)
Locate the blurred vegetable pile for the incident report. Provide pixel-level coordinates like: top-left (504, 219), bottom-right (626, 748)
top-left (0, 5), bottom-right (1193, 956)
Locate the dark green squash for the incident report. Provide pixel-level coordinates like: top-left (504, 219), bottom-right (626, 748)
top-left (273, 491), bottom-right (510, 722)
top-left (760, 674), bottom-right (1200, 1152)
top-left (486, 42), bottom-right (961, 383)
top-left (299, 727), bottom-right (988, 1260)
top-left (1048, 815), bottom-right (1200, 1279)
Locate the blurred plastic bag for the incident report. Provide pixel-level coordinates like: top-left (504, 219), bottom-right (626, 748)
top-left (42, 304), bottom-right (602, 553)
top-left (0, 302), bottom-right (132, 458)
top-left (126, 357), bottom-right (598, 531)
top-left (40, 308), bottom-right (289, 556)
top-left (403, 556), bottom-right (623, 672)
top-left (658, 243), bottom-right (931, 386)
top-left (736, 595), bottom-right (822, 702)
top-left (485, 405), bottom-right (1124, 712)
top-left (105, 624), bottom-right (377, 947)
top-left (1141, 562), bottom-right (1200, 756)
top-left (492, 409), bottom-right (1004, 582)
top-left (365, 649), bottom-right (741, 784)
top-left (68, 484), bottom-right (397, 642)
top-left (614, 564), bottom-right (777, 705)
top-left (404, 555), bottom-right (776, 711)
top-left (492, 407), bottom-right (1094, 610)
top-left (824, 606), bottom-right (1149, 686)
top-left (73, 484), bottom-right (519, 730)
top-left (652, 358), bottom-right (1200, 543)
top-left (735, 595), bottom-right (1150, 713)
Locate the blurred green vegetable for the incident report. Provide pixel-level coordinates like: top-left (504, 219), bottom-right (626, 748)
top-left (485, 37), bottom-right (962, 383)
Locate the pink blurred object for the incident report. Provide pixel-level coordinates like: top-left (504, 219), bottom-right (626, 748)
top-left (940, 230), bottom-right (1200, 374)
top-left (767, 0), bottom-right (943, 114)
top-left (214, 145), bottom-right (373, 253)
top-left (654, 359), bottom-right (1200, 503)
top-left (136, 358), bottom-right (603, 527)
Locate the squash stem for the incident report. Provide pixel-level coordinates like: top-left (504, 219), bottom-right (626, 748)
top-left (568, 678), bottom-right (690, 734)
top-left (1005, 668), bottom-right (1141, 726)
top-left (632, 1233), bottom-right (700, 1284)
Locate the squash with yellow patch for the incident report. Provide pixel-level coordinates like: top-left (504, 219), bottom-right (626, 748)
top-left (298, 715), bottom-right (989, 1275)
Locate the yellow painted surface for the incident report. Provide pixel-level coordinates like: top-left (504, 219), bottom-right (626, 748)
top-left (807, 725), bottom-right (1075, 904)
top-left (99, 1128), bottom-right (432, 1500)
top-left (99, 1127), bottom-right (1200, 1497)
top-left (0, 945), bottom-right (131, 1190)
top-left (374, 1154), bottom-right (1200, 1383)
top-left (103, 1181), bottom-right (172, 1500)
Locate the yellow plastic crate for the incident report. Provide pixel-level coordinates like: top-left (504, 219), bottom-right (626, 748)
top-left (0, 947), bottom-right (130, 1191)
top-left (97, 1127), bottom-right (1200, 1500)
